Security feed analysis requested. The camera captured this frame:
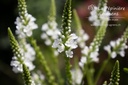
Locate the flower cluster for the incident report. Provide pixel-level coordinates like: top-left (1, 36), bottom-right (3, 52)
top-left (104, 38), bottom-right (128, 58)
top-left (32, 71), bottom-right (45, 85)
top-left (15, 13), bottom-right (38, 38)
top-left (52, 33), bottom-right (78, 58)
top-left (77, 29), bottom-right (89, 49)
top-left (11, 41), bottom-right (35, 73)
top-left (41, 21), bottom-right (60, 46)
top-left (89, 3), bottom-right (110, 26)
top-left (79, 19), bottom-right (108, 68)
top-left (79, 45), bottom-right (99, 68)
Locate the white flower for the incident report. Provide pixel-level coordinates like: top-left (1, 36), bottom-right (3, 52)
top-left (111, 51), bottom-right (117, 58)
top-left (104, 38), bottom-right (128, 58)
top-left (90, 51), bottom-right (99, 62)
top-left (32, 71), bottom-right (45, 85)
top-left (41, 21), bottom-right (60, 46)
top-left (15, 13), bottom-right (38, 38)
top-left (41, 23), bottom-right (49, 31)
top-left (119, 50), bottom-right (125, 57)
top-left (80, 44), bottom-right (99, 64)
top-left (81, 46), bottom-right (89, 55)
top-left (11, 58), bottom-right (23, 73)
top-left (89, 5), bottom-right (110, 26)
top-left (65, 49), bottom-right (73, 58)
top-left (81, 57), bottom-right (87, 64)
top-left (71, 68), bottom-right (83, 85)
top-left (104, 45), bottom-right (111, 53)
top-left (79, 57), bottom-right (87, 68)
top-left (11, 42), bottom-right (36, 73)
top-left (52, 39), bottom-right (65, 53)
top-left (31, 80), bottom-right (36, 85)
top-left (77, 29), bottom-right (89, 48)
top-left (65, 33), bottom-right (78, 49)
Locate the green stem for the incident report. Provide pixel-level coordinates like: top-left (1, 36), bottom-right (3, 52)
top-left (94, 55), bottom-right (111, 85)
top-left (65, 56), bottom-right (72, 85)
top-left (51, 48), bottom-right (64, 84)
top-left (86, 64), bottom-right (94, 85)
top-left (29, 37), bottom-right (57, 85)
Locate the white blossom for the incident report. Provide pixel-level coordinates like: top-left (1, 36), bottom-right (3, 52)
top-left (104, 45), bottom-right (111, 53)
top-left (11, 58), bottom-right (23, 73)
top-left (31, 80), bottom-right (36, 85)
top-left (90, 51), bottom-right (99, 62)
top-left (104, 38), bottom-right (128, 58)
top-left (15, 13), bottom-right (38, 38)
top-left (52, 39), bottom-right (65, 53)
top-left (65, 33), bottom-right (78, 49)
top-left (77, 29), bottom-right (89, 48)
top-left (52, 33), bottom-right (78, 58)
top-left (89, 5), bottom-right (110, 26)
top-left (11, 42), bottom-right (36, 73)
top-left (71, 68), bottom-right (83, 85)
top-left (32, 71), bottom-right (45, 85)
top-left (41, 21), bottom-right (60, 46)
top-left (111, 51), bottom-right (117, 58)
top-left (66, 49), bottom-right (73, 58)
top-left (79, 56), bottom-right (87, 68)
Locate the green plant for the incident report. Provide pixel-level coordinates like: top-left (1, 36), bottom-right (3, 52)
top-left (8, 0), bottom-right (128, 85)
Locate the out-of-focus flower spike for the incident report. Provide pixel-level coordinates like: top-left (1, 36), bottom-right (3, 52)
top-left (73, 9), bottom-right (89, 48)
top-left (122, 26), bottom-right (128, 41)
top-left (98, 0), bottom-right (107, 10)
top-left (73, 9), bottom-right (82, 30)
top-left (48, 0), bottom-right (56, 21)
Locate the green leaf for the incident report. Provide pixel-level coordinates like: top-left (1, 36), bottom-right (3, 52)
top-left (123, 68), bottom-right (128, 73)
top-left (29, 37), bottom-right (57, 85)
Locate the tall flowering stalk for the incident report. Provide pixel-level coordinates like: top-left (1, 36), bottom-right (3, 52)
top-left (52, 0), bottom-right (78, 84)
top-left (11, 0), bottom-right (38, 73)
top-left (73, 9), bottom-right (89, 85)
top-left (78, 0), bottom-right (110, 84)
top-left (104, 26), bottom-right (128, 58)
top-left (41, 0), bottom-right (64, 84)
top-left (73, 9), bottom-right (89, 49)
top-left (41, 0), bottom-right (60, 47)
top-left (14, 0), bottom-right (57, 85)
top-left (8, 28), bottom-right (35, 85)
